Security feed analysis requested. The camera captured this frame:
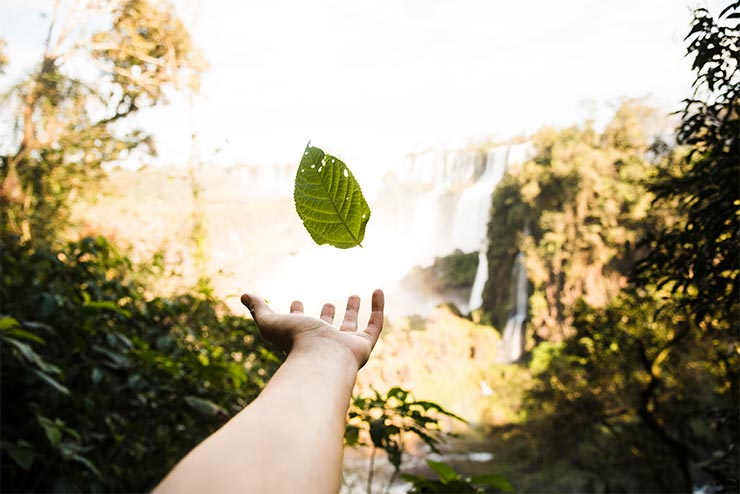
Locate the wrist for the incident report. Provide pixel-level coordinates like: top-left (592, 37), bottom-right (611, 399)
top-left (289, 332), bottom-right (361, 379)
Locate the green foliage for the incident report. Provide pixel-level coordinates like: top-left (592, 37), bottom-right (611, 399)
top-left (0, 233), bottom-right (282, 492)
top-left (344, 387), bottom-right (464, 493)
top-left (520, 288), bottom-right (738, 492)
top-left (294, 144), bottom-right (371, 248)
top-left (631, 4), bottom-right (740, 490)
top-left (493, 7), bottom-right (740, 493)
top-left (0, 0), bottom-right (203, 241)
top-left (482, 104), bottom-right (656, 340)
top-left (401, 460), bottom-right (513, 494)
top-left (410, 249), bottom-right (480, 292)
top-left (636, 0), bottom-right (739, 372)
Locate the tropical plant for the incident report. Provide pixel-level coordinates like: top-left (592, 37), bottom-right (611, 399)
top-left (402, 460), bottom-right (513, 494)
top-left (343, 387), bottom-right (464, 494)
top-left (0, 232), bottom-right (282, 492)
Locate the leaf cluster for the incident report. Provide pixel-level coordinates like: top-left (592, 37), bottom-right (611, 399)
top-left (0, 233), bottom-right (282, 492)
top-left (636, 2), bottom-right (739, 334)
top-left (345, 387), bottom-right (464, 473)
top-left (402, 460), bottom-right (513, 494)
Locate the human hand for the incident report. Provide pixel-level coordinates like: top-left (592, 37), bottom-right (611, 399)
top-left (240, 289), bottom-right (384, 370)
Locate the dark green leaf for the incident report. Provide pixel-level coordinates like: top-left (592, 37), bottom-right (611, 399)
top-left (427, 460), bottom-right (460, 483)
top-left (344, 424), bottom-right (360, 446)
top-left (38, 416), bottom-right (63, 449)
top-left (184, 396), bottom-right (227, 417)
top-left (1, 440), bottom-right (35, 470)
top-left (3, 336), bottom-right (61, 374)
top-left (30, 369), bottom-right (71, 395)
top-left (471, 473), bottom-right (515, 492)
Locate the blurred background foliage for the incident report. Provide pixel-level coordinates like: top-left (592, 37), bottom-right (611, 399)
top-left (479, 3), bottom-right (738, 492)
top-left (0, 0), bottom-right (738, 493)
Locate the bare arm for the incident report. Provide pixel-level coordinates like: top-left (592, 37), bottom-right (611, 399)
top-left (155, 289), bottom-right (385, 494)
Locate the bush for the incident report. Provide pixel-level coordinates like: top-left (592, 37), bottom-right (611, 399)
top-left (0, 233), bottom-right (282, 492)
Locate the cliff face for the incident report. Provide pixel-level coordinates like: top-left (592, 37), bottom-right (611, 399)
top-left (482, 103), bottom-right (663, 344)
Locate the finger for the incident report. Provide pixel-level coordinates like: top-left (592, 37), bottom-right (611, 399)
top-left (320, 303), bottom-right (336, 324)
top-left (340, 295), bottom-right (361, 332)
top-left (362, 289), bottom-right (385, 347)
top-left (240, 293), bottom-right (275, 325)
top-left (290, 300), bottom-right (304, 314)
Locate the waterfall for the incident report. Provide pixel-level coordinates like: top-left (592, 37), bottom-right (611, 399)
top-left (466, 142), bottom-right (532, 311)
top-left (499, 252), bottom-right (527, 363)
top-left (451, 146), bottom-right (508, 252)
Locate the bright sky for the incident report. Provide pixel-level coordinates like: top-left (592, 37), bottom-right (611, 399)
top-left (0, 0), bottom-right (727, 173)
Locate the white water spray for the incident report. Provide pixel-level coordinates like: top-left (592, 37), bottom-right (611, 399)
top-left (500, 252), bottom-right (528, 363)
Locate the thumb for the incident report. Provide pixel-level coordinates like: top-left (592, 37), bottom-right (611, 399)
top-left (240, 293), bottom-right (274, 324)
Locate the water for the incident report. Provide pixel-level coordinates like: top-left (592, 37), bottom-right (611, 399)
top-left (500, 252), bottom-right (527, 363)
top-left (215, 141), bottom-right (532, 321)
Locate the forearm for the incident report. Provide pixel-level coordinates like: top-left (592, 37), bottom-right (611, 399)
top-left (155, 340), bottom-right (358, 494)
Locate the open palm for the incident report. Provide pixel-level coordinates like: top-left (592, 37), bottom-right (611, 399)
top-left (240, 290), bottom-right (384, 369)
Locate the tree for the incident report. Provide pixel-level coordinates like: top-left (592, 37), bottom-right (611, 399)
top-left (633, 3), bottom-right (740, 490)
top-left (511, 4), bottom-right (739, 492)
top-left (636, 1), bottom-right (739, 367)
top-left (0, 0), bottom-right (203, 241)
top-left (0, 234), bottom-right (283, 492)
top-left (482, 103), bottom-right (657, 341)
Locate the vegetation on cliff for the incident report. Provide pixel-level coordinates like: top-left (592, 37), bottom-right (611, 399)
top-left (482, 3), bottom-right (739, 491)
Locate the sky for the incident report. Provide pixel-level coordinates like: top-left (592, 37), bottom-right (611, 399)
top-left (0, 0), bottom-right (727, 175)
top-left (0, 0), bottom-right (730, 318)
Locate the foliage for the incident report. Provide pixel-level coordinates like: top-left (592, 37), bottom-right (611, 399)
top-left (632, 3), bottom-right (740, 490)
top-left (0, 233), bottom-right (282, 492)
top-left (635, 0), bottom-right (739, 390)
top-left (344, 386), bottom-right (464, 494)
top-left (410, 249), bottom-right (480, 292)
top-left (489, 4), bottom-right (740, 493)
top-left (401, 460), bottom-right (513, 494)
top-left (0, 0), bottom-right (203, 241)
top-left (482, 103), bottom-right (657, 340)
top-left (294, 144), bottom-right (371, 249)
top-left (521, 289), bottom-right (737, 492)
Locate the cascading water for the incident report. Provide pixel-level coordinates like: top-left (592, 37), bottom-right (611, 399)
top-left (499, 252), bottom-right (527, 363)
top-left (466, 142), bottom-right (533, 311)
top-left (231, 140), bottom-right (532, 320)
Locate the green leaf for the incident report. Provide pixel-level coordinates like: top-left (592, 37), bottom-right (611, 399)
top-left (37, 416), bottom-right (63, 449)
top-left (4, 328), bottom-right (45, 344)
top-left (344, 424), bottom-right (361, 446)
top-left (83, 300), bottom-right (131, 317)
top-left (426, 460), bottom-right (460, 483)
top-left (184, 396), bottom-right (227, 417)
top-left (92, 345), bottom-right (130, 369)
top-left (1, 440), bottom-right (35, 470)
top-left (3, 336), bottom-right (61, 374)
top-left (294, 143), bottom-right (371, 249)
top-left (30, 369), bottom-right (71, 395)
top-left (0, 315), bottom-right (20, 330)
top-left (471, 473), bottom-right (514, 492)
